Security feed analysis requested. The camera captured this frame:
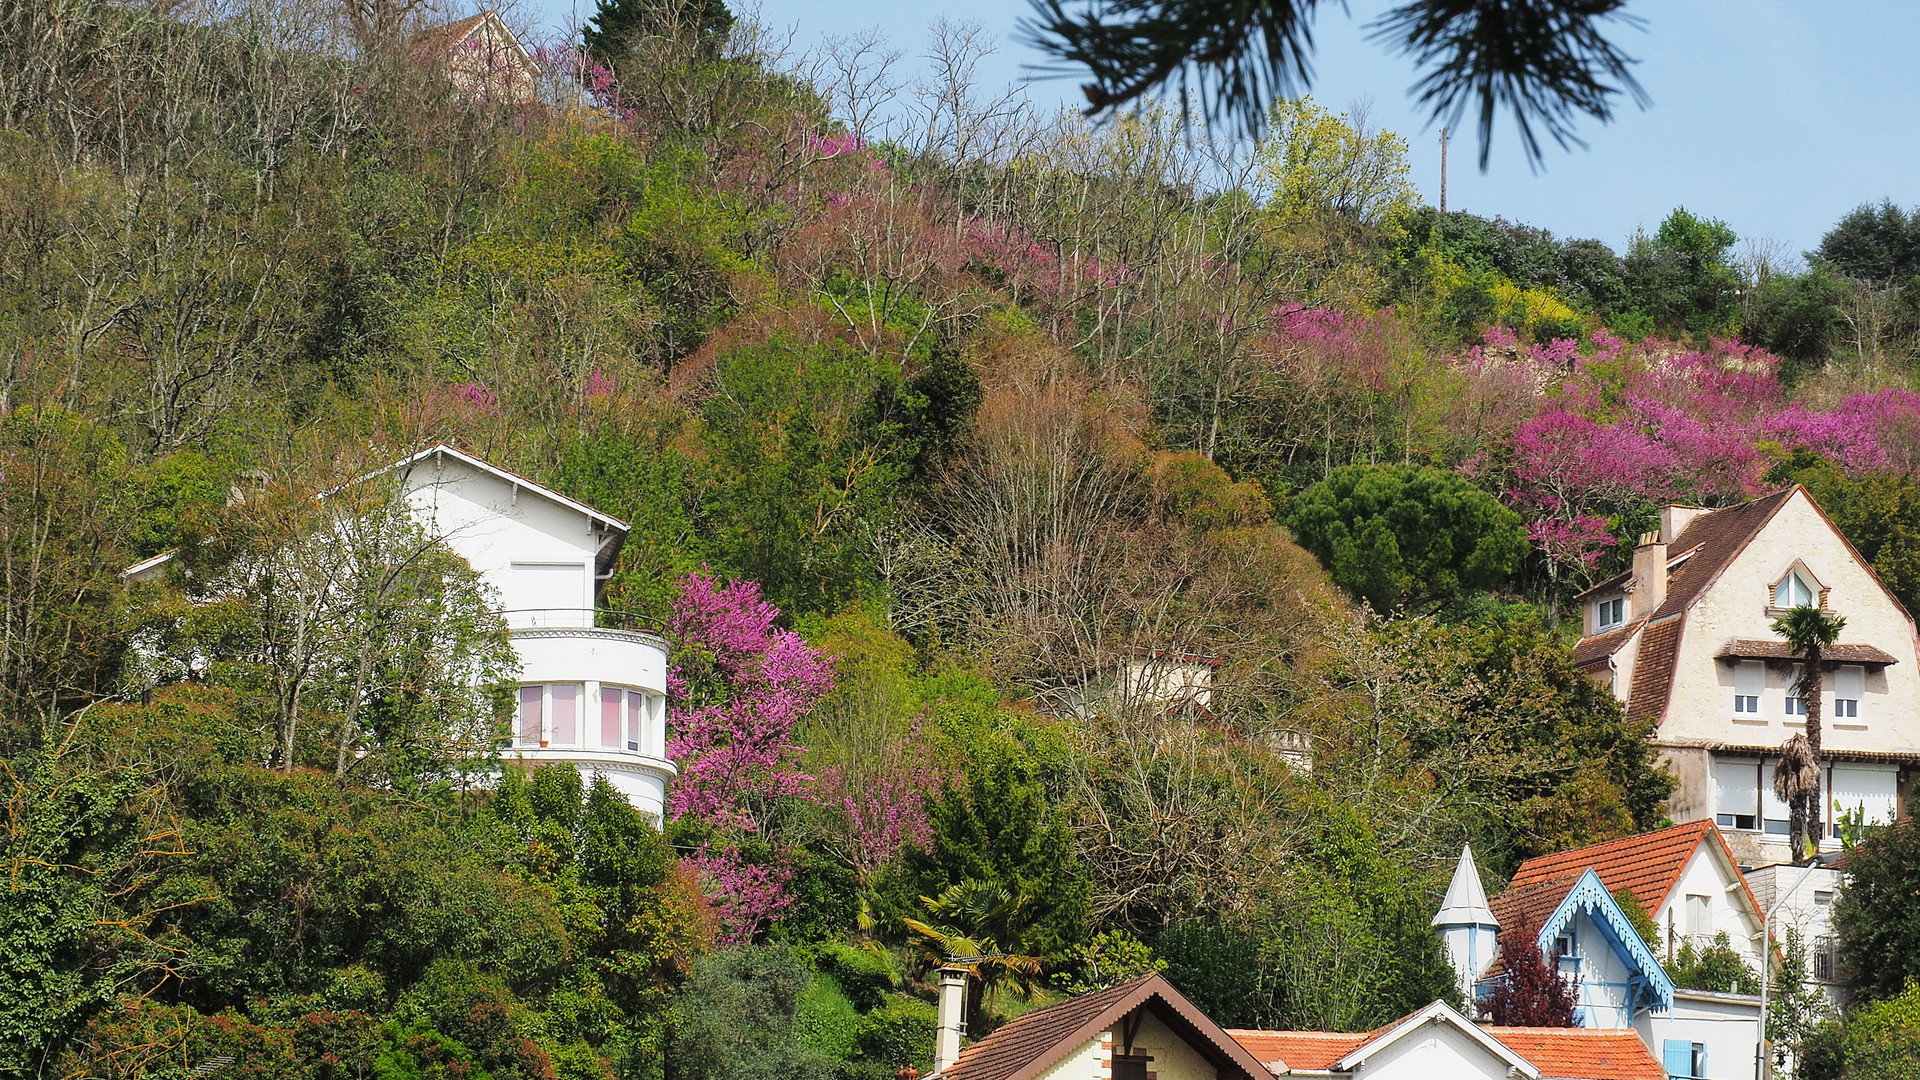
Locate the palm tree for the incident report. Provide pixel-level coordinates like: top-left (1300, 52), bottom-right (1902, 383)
top-left (905, 879), bottom-right (1043, 1031)
top-left (1771, 604), bottom-right (1846, 862)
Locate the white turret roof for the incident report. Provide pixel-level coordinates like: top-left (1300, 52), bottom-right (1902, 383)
top-left (1432, 844), bottom-right (1499, 928)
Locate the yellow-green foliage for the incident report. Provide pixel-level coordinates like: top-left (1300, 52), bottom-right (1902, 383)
top-left (1257, 97), bottom-right (1415, 227)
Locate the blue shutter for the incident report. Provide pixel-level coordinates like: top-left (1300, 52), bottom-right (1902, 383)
top-left (1662, 1040), bottom-right (1691, 1078)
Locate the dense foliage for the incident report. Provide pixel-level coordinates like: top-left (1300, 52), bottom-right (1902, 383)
top-left (5, 0), bottom-right (1920, 1075)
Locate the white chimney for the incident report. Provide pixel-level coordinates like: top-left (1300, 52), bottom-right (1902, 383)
top-left (1631, 532), bottom-right (1668, 620)
top-left (934, 967), bottom-right (968, 1073)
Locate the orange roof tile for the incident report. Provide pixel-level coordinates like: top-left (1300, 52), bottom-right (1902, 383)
top-left (1227, 1029), bottom-right (1372, 1070)
top-left (1482, 1027), bottom-right (1667, 1080)
top-left (1507, 820), bottom-right (1716, 915)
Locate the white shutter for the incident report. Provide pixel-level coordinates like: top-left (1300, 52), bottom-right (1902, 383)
top-left (1714, 758), bottom-right (1760, 824)
top-left (1837, 665), bottom-right (1865, 699)
top-left (1736, 661), bottom-right (1763, 697)
top-left (1832, 765), bottom-right (1898, 826)
top-left (504, 562), bottom-right (588, 627)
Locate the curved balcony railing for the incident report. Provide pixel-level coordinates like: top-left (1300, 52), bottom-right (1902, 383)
top-left (502, 606), bottom-right (668, 636)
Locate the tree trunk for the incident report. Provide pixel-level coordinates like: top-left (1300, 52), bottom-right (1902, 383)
top-left (1803, 645), bottom-right (1824, 857)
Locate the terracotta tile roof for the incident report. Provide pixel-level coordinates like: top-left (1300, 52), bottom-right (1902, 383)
top-left (1507, 820), bottom-right (1716, 915)
top-left (1624, 616), bottom-right (1681, 725)
top-left (1572, 618), bottom-right (1644, 667)
top-left (1715, 640), bottom-right (1900, 666)
top-left (941, 974), bottom-right (1267, 1080)
top-left (1482, 1028), bottom-right (1667, 1080)
top-left (1226, 1029), bottom-right (1372, 1070)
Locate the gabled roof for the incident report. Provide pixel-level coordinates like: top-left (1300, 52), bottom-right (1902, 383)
top-left (1572, 618), bottom-right (1644, 669)
top-left (1506, 820), bottom-right (1752, 919)
top-left (938, 973), bottom-right (1268, 1080)
top-left (410, 9), bottom-right (535, 65)
top-left (1335, 1000), bottom-right (1539, 1076)
top-left (1479, 1028), bottom-right (1666, 1080)
top-left (1227, 1029), bottom-right (1372, 1072)
top-left (390, 443), bottom-right (629, 533)
top-left (1434, 844), bottom-right (1499, 928)
top-left (1484, 869), bottom-right (1675, 1015)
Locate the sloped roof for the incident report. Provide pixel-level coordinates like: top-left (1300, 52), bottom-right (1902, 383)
top-left (1507, 820), bottom-right (1716, 913)
top-left (1226, 1029), bottom-right (1372, 1071)
top-left (1572, 618), bottom-right (1644, 668)
top-left (390, 443), bottom-right (629, 532)
top-left (1481, 1028), bottom-right (1666, 1080)
top-left (411, 10), bottom-right (491, 53)
top-left (1434, 844), bottom-right (1499, 928)
top-left (939, 974), bottom-right (1267, 1080)
top-left (1624, 616), bottom-right (1682, 725)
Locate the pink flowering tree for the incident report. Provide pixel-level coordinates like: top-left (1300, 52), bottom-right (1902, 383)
top-left (667, 572), bottom-right (835, 941)
top-left (811, 719), bottom-right (944, 888)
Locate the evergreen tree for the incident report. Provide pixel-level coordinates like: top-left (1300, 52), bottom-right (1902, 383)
top-left (583, 0), bottom-right (733, 64)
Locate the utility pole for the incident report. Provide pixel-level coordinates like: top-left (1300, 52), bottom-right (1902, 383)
top-left (1440, 127), bottom-right (1449, 214)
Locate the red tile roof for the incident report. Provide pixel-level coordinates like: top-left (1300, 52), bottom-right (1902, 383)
top-left (1572, 618), bottom-right (1644, 668)
top-left (1506, 820), bottom-right (1725, 917)
top-left (941, 974), bottom-right (1268, 1080)
top-left (1482, 1027), bottom-right (1667, 1080)
top-left (1226, 1029), bottom-right (1372, 1070)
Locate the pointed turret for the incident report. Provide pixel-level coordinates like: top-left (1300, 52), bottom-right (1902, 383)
top-left (1433, 844), bottom-right (1500, 1013)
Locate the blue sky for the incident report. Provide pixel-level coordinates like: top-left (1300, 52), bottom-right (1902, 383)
top-left (521, 0), bottom-right (1920, 260)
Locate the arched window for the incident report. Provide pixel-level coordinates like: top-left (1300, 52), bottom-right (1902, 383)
top-left (1774, 572), bottom-right (1815, 609)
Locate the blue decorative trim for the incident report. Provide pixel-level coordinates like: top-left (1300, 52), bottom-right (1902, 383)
top-left (1537, 869), bottom-right (1674, 1015)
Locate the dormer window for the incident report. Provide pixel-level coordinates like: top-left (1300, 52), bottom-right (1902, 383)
top-left (1595, 596), bottom-right (1625, 631)
top-left (1774, 571), bottom-right (1815, 609)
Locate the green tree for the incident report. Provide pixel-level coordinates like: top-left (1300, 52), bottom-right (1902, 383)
top-left (584, 0), bottom-right (735, 65)
top-left (1625, 207), bottom-right (1742, 341)
top-left (1287, 463), bottom-right (1529, 613)
top-left (1772, 604), bottom-right (1846, 863)
top-left (1667, 932), bottom-right (1759, 994)
top-left (664, 945), bottom-right (838, 1080)
top-left (1837, 978), bottom-right (1920, 1079)
top-left (1816, 200), bottom-right (1920, 284)
top-left (1833, 819), bottom-right (1920, 1002)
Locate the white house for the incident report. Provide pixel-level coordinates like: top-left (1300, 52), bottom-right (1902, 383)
top-left (925, 972), bottom-right (1664, 1080)
top-left (1744, 861), bottom-right (1845, 1005)
top-left (393, 445), bottom-right (675, 819)
top-left (124, 444), bottom-right (676, 820)
top-left (1572, 488), bottom-right (1920, 866)
top-left (1448, 824), bottom-right (1771, 1079)
top-left (411, 9), bottom-right (540, 105)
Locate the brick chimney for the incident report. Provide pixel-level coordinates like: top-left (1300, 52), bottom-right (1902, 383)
top-left (1632, 531), bottom-right (1668, 619)
top-left (934, 968), bottom-right (968, 1073)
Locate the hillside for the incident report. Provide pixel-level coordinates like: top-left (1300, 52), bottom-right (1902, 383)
top-left (4, 2), bottom-right (1920, 1078)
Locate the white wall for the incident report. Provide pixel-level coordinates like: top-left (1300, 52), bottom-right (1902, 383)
top-left (1660, 491), bottom-right (1920, 757)
top-left (1561, 908), bottom-right (1640, 1029)
top-left (1636, 991), bottom-right (1760, 1080)
top-left (402, 454), bottom-right (606, 629)
top-left (1355, 1022), bottom-right (1515, 1080)
top-left (1647, 846), bottom-right (1766, 973)
top-left (1745, 864), bottom-right (1843, 1004)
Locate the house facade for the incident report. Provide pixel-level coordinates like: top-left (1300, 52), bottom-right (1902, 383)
top-left (394, 445), bottom-right (675, 820)
top-left (1439, 825), bottom-right (1769, 1078)
top-left (926, 973), bottom-right (1664, 1080)
top-left (1572, 488), bottom-right (1920, 866)
top-left (412, 10), bottom-right (539, 104)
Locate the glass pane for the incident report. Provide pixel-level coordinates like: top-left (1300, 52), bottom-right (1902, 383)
top-left (602, 689), bottom-right (623, 749)
top-left (518, 685), bottom-right (543, 745)
top-left (628, 692), bottom-right (645, 753)
top-left (551, 684), bottom-right (578, 746)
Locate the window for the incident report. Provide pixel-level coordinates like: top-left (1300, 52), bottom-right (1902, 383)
top-left (1686, 894), bottom-right (1711, 937)
top-left (1713, 757), bottom-right (1760, 831)
top-left (1815, 936), bottom-right (1838, 983)
top-left (514, 684), bottom-right (585, 747)
top-left (1831, 764), bottom-right (1899, 827)
top-left (1594, 596), bottom-right (1625, 631)
top-left (601, 691), bottom-right (623, 750)
top-left (1775, 571), bottom-right (1816, 609)
top-left (517, 686), bottom-right (543, 746)
top-left (1786, 694), bottom-right (1807, 717)
top-left (1732, 660), bottom-right (1763, 717)
top-left (1111, 1056), bottom-right (1152, 1080)
top-left (1663, 1040), bottom-right (1705, 1079)
top-left (1814, 890), bottom-right (1834, 906)
top-left (1835, 665), bottom-right (1864, 720)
